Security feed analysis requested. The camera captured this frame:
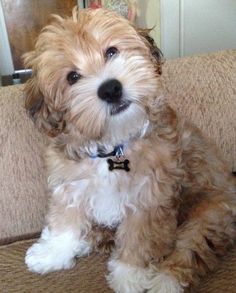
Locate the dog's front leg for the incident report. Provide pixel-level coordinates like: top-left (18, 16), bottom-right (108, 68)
top-left (25, 197), bottom-right (92, 274)
top-left (107, 207), bottom-right (178, 293)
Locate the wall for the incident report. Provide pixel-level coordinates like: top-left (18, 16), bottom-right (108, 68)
top-left (183, 0), bottom-right (236, 56)
top-left (161, 0), bottom-right (236, 59)
top-left (136, 0), bottom-right (161, 47)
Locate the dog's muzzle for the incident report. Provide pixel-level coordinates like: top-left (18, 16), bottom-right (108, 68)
top-left (97, 79), bottom-right (131, 115)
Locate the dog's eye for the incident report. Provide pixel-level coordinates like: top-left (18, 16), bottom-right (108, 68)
top-left (67, 71), bottom-right (81, 85)
top-left (105, 47), bottom-right (119, 60)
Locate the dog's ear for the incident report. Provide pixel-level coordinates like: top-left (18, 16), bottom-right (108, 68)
top-left (136, 28), bottom-right (163, 75)
top-left (24, 53), bottom-right (66, 137)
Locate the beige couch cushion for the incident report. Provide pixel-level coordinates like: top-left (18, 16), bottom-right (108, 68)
top-left (0, 85), bottom-right (47, 244)
top-left (1, 239), bottom-right (236, 292)
top-left (0, 50), bottom-right (235, 243)
top-left (161, 50), bottom-right (236, 171)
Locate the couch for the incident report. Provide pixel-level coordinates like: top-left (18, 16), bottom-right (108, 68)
top-left (0, 50), bottom-right (235, 292)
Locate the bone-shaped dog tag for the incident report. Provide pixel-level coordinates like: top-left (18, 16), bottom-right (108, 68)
top-left (107, 159), bottom-right (130, 172)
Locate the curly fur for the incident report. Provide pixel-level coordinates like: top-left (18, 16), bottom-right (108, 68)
top-left (24, 7), bottom-right (236, 292)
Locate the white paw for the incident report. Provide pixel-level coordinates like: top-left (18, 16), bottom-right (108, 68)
top-left (148, 272), bottom-right (184, 293)
top-left (107, 259), bottom-right (154, 293)
top-left (25, 241), bottom-right (75, 274)
top-left (25, 227), bottom-right (91, 274)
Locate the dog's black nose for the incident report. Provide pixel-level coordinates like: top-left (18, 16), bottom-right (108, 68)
top-left (97, 79), bottom-right (123, 103)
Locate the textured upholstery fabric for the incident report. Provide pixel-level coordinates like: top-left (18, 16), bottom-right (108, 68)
top-left (0, 85), bottom-right (47, 244)
top-left (161, 50), bottom-right (236, 172)
top-left (0, 240), bottom-right (111, 293)
top-left (0, 239), bottom-right (236, 292)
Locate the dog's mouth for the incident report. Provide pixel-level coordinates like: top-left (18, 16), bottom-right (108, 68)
top-left (110, 100), bottom-right (131, 115)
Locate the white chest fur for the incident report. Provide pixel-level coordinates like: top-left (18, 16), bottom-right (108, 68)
top-left (88, 159), bottom-right (130, 227)
top-left (52, 158), bottom-right (143, 228)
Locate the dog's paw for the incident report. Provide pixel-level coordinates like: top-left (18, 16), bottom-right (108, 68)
top-left (25, 227), bottom-right (92, 274)
top-left (25, 241), bottom-right (75, 274)
top-left (107, 259), bottom-right (154, 293)
top-left (147, 272), bottom-right (184, 293)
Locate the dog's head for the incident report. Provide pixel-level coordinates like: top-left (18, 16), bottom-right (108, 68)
top-left (24, 7), bottom-right (163, 143)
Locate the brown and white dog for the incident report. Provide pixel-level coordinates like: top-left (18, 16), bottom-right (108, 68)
top-left (24, 7), bottom-right (236, 293)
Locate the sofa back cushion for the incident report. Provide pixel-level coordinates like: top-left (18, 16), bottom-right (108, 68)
top-left (162, 50), bottom-right (236, 172)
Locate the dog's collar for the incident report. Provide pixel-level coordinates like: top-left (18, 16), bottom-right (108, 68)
top-left (90, 144), bottom-right (125, 159)
top-left (90, 144), bottom-right (130, 172)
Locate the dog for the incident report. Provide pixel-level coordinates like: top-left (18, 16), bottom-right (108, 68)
top-left (24, 7), bottom-right (236, 293)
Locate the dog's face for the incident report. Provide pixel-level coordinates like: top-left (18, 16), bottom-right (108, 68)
top-left (24, 8), bottom-right (162, 142)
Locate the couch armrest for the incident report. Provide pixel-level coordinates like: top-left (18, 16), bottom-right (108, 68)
top-left (0, 85), bottom-right (47, 244)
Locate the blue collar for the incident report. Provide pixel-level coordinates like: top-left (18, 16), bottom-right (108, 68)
top-left (90, 144), bottom-right (124, 159)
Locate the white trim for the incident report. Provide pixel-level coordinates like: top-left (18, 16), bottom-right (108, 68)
top-left (0, 0), bottom-right (14, 75)
top-left (179, 0), bottom-right (185, 57)
top-left (160, 0), bottom-right (181, 59)
top-left (78, 0), bottom-right (86, 8)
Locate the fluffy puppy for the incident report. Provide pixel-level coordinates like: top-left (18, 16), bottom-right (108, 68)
top-left (24, 7), bottom-right (236, 293)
